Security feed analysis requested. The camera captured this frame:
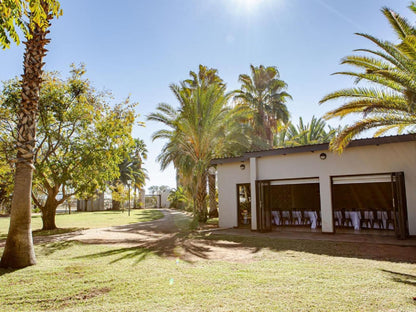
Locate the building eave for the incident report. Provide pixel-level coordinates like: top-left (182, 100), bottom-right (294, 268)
top-left (210, 133), bottom-right (416, 165)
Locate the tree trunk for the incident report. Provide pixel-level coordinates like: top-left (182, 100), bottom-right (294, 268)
top-left (208, 173), bottom-right (218, 218)
top-left (40, 196), bottom-right (58, 230)
top-left (195, 173), bottom-right (207, 222)
top-left (133, 185), bottom-right (137, 209)
top-left (112, 199), bottom-right (121, 210)
top-left (1, 8), bottom-right (51, 268)
top-left (0, 165), bottom-right (36, 268)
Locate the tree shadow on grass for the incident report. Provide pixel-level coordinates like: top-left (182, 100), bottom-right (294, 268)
top-left (381, 269), bottom-right (416, 287)
top-left (39, 240), bottom-right (81, 256)
top-left (0, 267), bottom-right (20, 276)
top-left (73, 231), bottom-right (211, 264)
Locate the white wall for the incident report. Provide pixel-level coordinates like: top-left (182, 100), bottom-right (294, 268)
top-left (160, 190), bottom-right (170, 208)
top-left (217, 141), bottom-right (416, 235)
top-left (217, 161), bottom-right (250, 228)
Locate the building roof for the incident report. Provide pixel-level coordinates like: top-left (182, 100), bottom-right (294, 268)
top-left (210, 133), bottom-right (416, 165)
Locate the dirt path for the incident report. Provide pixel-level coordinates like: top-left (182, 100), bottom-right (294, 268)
top-left (1, 209), bottom-right (415, 263)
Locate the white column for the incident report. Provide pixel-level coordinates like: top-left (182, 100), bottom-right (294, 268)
top-left (319, 175), bottom-right (334, 233)
top-left (250, 157), bottom-right (258, 230)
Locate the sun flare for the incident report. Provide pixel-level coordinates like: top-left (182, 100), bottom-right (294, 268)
top-left (230, 0), bottom-right (266, 13)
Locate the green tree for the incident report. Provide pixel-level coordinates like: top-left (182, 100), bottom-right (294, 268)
top-left (1, 0), bottom-right (62, 268)
top-left (111, 140), bottom-right (148, 210)
top-left (0, 67), bottom-right (137, 230)
top-left (168, 186), bottom-right (188, 209)
top-left (235, 65), bottom-right (292, 147)
top-left (149, 66), bottom-right (250, 222)
top-left (278, 116), bottom-right (337, 147)
top-left (320, 3), bottom-right (416, 152)
top-left (131, 139), bottom-right (148, 208)
top-left (0, 104), bottom-right (14, 213)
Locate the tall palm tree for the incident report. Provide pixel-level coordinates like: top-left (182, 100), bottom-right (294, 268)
top-left (235, 65), bottom-right (292, 147)
top-left (112, 139), bottom-right (148, 210)
top-left (1, 0), bottom-right (61, 268)
top-left (320, 4), bottom-right (416, 152)
top-left (183, 65), bottom-right (225, 218)
top-left (149, 68), bottom-right (250, 221)
top-left (131, 139), bottom-right (148, 208)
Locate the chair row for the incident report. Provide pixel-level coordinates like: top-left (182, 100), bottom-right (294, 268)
top-left (272, 210), bottom-right (321, 228)
top-left (334, 210), bottom-right (395, 230)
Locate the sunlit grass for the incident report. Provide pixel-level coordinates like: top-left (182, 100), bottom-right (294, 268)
top-left (0, 236), bottom-right (415, 312)
top-left (0, 209), bottom-right (164, 239)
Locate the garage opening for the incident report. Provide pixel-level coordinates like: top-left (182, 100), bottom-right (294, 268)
top-left (331, 172), bottom-right (408, 239)
top-left (256, 178), bottom-right (321, 232)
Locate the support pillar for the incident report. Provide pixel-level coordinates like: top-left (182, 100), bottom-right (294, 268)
top-left (250, 157), bottom-right (258, 231)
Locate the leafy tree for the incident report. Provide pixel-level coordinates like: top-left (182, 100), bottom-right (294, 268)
top-left (168, 186), bottom-right (188, 209)
top-left (111, 140), bottom-right (148, 210)
top-left (235, 65), bottom-right (292, 147)
top-left (149, 66), bottom-right (250, 222)
top-left (0, 67), bottom-right (137, 230)
top-left (147, 185), bottom-right (170, 195)
top-left (320, 3), bottom-right (416, 152)
top-left (1, 0), bottom-right (62, 268)
top-left (0, 106), bottom-right (14, 213)
top-left (131, 139), bottom-right (148, 208)
top-left (148, 185), bottom-right (159, 195)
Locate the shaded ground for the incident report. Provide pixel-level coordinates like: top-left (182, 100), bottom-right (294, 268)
top-left (1, 209), bottom-right (416, 263)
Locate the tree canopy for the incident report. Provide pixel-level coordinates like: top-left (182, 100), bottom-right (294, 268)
top-left (0, 0), bottom-right (62, 49)
top-left (320, 2), bottom-right (416, 152)
top-left (235, 65), bottom-right (292, 147)
top-left (0, 65), bottom-right (138, 229)
top-left (148, 65), bottom-right (251, 221)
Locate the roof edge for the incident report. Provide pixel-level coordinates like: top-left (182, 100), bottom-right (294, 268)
top-left (211, 133), bottom-right (416, 165)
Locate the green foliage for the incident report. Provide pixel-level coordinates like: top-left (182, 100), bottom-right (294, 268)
top-left (320, 3), bottom-right (416, 152)
top-left (110, 183), bottom-right (128, 210)
top-left (148, 185), bottom-right (171, 195)
top-left (148, 65), bottom-right (251, 221)
top-left (274, 116), bottom-right (341, 147)
top-left (0, 65), bottom-right (138, 224)
top-left (235, 64), bottom-right (292, 147)
top-left (0, 0), bottom-right (62, 49)
top-left (168, 186), bottom-right (188, 210)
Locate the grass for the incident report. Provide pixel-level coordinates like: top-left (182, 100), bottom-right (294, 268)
top-left (0, 232), bottom-right (415, 311)
top-left (0, 209), bottom-right (164, 239)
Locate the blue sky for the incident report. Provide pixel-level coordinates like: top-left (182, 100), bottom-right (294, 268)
top-left (0, 0), bottom-right (412, 190)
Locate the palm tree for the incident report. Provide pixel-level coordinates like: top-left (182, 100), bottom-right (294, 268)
top-left (148, 67), bottom-right (250, 221)
top-left (235, 65), bottom-right (292, 147)
top-left (320, 4), bottom-right (416, 152)
top-left (1, 0), bottom-right (62, 268)
top-left (112, 140), bottom-right (148, 210)
top-left (131, 139), bottom-right (148, 208)
top-left (183, 65), bottom-right (224, 218)
top-left (281, 116), bottom-right (336, 147)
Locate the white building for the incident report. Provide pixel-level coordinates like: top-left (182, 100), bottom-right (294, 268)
top-left (211, 134), bottom-right (416, 239)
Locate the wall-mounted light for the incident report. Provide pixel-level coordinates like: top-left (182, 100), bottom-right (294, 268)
top-left (240, 164), bottom-right (246, 170)
top-left (320, 153), bottom-right (327, 160)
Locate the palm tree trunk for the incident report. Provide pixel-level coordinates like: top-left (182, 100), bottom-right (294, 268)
top-left (0, 165), bottom-right (36, 268)
top-left (195, 173), bottom-right (207, 222)
top-left (1, 9), bottom-right (51, 268)
top-left (208, 173), bottom-right (218, 218)
top-left (133, 185), bottom-right (137, 209)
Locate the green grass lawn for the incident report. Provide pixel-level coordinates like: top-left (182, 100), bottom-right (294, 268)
top-left (0, 209), bottom-right (164, 239)
top-left (0, 234), bottom-right (415, 311)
